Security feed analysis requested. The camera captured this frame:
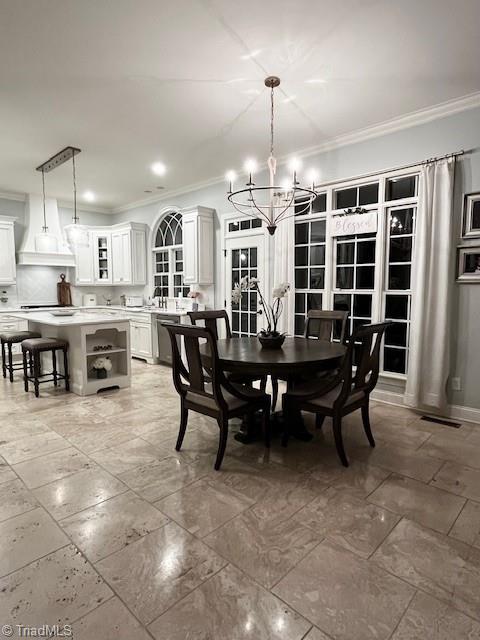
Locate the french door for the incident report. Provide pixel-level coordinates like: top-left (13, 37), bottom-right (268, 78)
top-left (225, 235), bottom-right (265, 337)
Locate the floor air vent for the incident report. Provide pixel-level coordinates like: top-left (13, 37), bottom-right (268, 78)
top-left (421, 415), bottom-right (461, 428)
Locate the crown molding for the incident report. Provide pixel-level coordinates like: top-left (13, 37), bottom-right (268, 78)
top-left (113, 90), bottom-right (480, 214)
top-left (112, 175), bottom-right (224, 214)
top-left (57, 199), bottom-right (112, 215)
top-left (0, 190), bottom-right (26, 202)
top-left (0, 190), bottom-right (112, 215)
top-left (294, 90), bottom-right (480, 162)
top-left (3, 92), bottom-right (480, 216)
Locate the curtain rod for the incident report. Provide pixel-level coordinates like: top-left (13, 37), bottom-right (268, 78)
top-left (314, 148), bottom-right (471, 189)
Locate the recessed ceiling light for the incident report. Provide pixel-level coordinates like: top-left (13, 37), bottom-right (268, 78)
top-left (240, 49), bottom-right (262, 60)
top-left (156, 186), bottom-right (165, 190)
top-left (305, 78), bottom-right (326, 84)
top-left (83, 190), bottom-right (95, 202)
top-left (282, 95), bottom-right (296, 104)
top-left (144, 190), bottom-right (153, 193)
top-left (151, 161), bottom-right (166, 176)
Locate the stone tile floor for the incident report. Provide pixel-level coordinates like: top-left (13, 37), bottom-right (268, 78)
top-left (1, 359), bottom-right (480, 639)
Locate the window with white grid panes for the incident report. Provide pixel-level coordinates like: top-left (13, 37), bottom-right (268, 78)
top-left (333, 231), bottom-right (377, 359)
top-left (383, 205), bottom-right (416, 374)
top-left (294, 216), bottom-right (327, 336)
top-left (228, 218), bottom-right (262, 233)
top-left (295, 192), bottom-right (327, 217)
top-left (173, 249), bottom-right (189, 297)
top-left (334, 182), bottom-right (379, 209)
top-left (153, 211), bottom-right (189, 298)
top-left (153, 250), bottom-right (169, 296)
top-left (230, 247), bottom-right (258, 337)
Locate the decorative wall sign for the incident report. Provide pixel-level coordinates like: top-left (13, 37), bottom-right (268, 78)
top-left (332, 211), bottom-right (377, 237)
top-left (457, 244), bottom-right (480, 283)
top-left (463, 192), bottom-right (480, 238)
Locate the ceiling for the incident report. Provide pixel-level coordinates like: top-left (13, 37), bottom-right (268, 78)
top-left (1, 0), bottom-right (479, 211)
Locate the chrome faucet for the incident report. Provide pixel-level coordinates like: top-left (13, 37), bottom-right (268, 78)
top-left (152, 287), bottom-right (165, 309)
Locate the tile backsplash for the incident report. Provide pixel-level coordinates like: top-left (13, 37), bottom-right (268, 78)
top-left (0, 266), bottom-right (146, 309)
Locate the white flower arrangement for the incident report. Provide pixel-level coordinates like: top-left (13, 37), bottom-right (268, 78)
top-left (92, 356), bottom-right (113, 371)
top-left (231, 278), bottom-right (290, 335)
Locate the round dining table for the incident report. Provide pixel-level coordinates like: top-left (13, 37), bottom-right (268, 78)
top-left (200, 336), bottom-right (346, 443)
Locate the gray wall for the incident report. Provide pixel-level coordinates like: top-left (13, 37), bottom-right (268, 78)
top-left (112, 105), bottom-right (480, 411)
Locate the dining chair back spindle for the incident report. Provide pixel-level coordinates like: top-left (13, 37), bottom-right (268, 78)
top-left (164, 323), bottom-right (271, 470)
top-left (282, 321), bottom-right (392, 467)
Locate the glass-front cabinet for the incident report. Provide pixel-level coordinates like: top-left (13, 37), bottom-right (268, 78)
top-left (92, 232), bottom-right (112, 284)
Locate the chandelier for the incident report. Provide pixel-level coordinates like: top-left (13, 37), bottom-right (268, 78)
top-left (226, 76), bottom-right (318, 235)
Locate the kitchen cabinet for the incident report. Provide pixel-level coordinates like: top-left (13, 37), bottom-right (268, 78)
top-left (111, 223), bottom-right (146, 285)
top-left (131, 321), bottom-right (152, 360)
top-left (69, 222), bottom-right (147, 287)
top-left (0, 220), bottom-right (16, 285)
top-left (112, 229), bottom-right (132, 284)
top-left (128, 311), bottom-right (156, 364)
top-left (68, 227), bottom-right (94, 285)
top-left (182, 206), bottom-right (214, 285)
top-left (92, 231), bottom-right (112, 284)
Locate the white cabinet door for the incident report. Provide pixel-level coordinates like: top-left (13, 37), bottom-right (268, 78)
top-left (0, 222), bottom-right (16, 285)
top-left (182, 215), bottom-right (197, 284)
top-left (131, 322), bottom-right (152, 358)
top-left (112, 230), bottom-right (133, 285)
top-left (182, 207), bottom-right (214, 285)
top-left (132, 229), bottom-right (147, 285)
top-left (73, 229), bottom-right (94, 285)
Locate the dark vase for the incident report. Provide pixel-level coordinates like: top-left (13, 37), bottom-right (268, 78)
top-left (258, 333), bottom-right (286, 350)
top-left (96, 368), bottom-right (108, 379)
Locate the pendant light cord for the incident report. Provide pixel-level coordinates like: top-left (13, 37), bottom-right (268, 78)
top-left (72, 152), bottom-right (79, 224)
top-left (270, 84), bottom-right (275, 157)
top-left (41, 169), bottom-right (48, 233)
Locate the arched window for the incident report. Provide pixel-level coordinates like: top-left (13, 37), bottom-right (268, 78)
top-left (152, 211), bottom-right (190, 298)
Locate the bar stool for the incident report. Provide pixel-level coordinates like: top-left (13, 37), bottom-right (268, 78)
top-left (1, 331), bottom-right (41, 382)
top-left (21, 337), bottom-right (70, 397)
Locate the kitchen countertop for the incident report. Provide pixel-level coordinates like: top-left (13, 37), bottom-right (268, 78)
top-left (0, 305), bottom-right (191, 317)
top-left (9, 310), bottom-right (132, 327)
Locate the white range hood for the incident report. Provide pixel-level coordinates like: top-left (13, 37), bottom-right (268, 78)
top-left (17, 194), bottom-right (75, 267)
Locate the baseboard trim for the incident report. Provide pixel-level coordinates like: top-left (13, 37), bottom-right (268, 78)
top-left (371, 389), bottom-right (480, 426)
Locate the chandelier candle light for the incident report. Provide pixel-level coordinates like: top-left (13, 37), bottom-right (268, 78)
top-left (226, 76), bottom-right (318, 235)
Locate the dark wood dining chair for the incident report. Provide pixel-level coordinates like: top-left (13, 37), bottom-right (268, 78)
top-left (270, 309), bottom-right (349, 412)
top-left (282, 321), bottom-right (391, 467)
top-left (188, 310), bottom-right (267, 390)
top-left (304, 309), bottom-right (349, 343)
top-left (164, 322), bottom-right (271, 470)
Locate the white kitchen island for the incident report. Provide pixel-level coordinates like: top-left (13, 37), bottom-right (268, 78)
top-left (11, 310), bottom-right (131, 396)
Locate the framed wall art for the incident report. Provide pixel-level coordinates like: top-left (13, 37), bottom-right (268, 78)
top-left (463, 192), bottom-right (480, 238)
top-left (457, 244), bottom-right (480, 283)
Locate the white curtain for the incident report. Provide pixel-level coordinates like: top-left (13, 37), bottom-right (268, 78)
top-left (404, 158), bottom-right (455, 410)
top-left (272, 209), bottom-right (295, 335)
